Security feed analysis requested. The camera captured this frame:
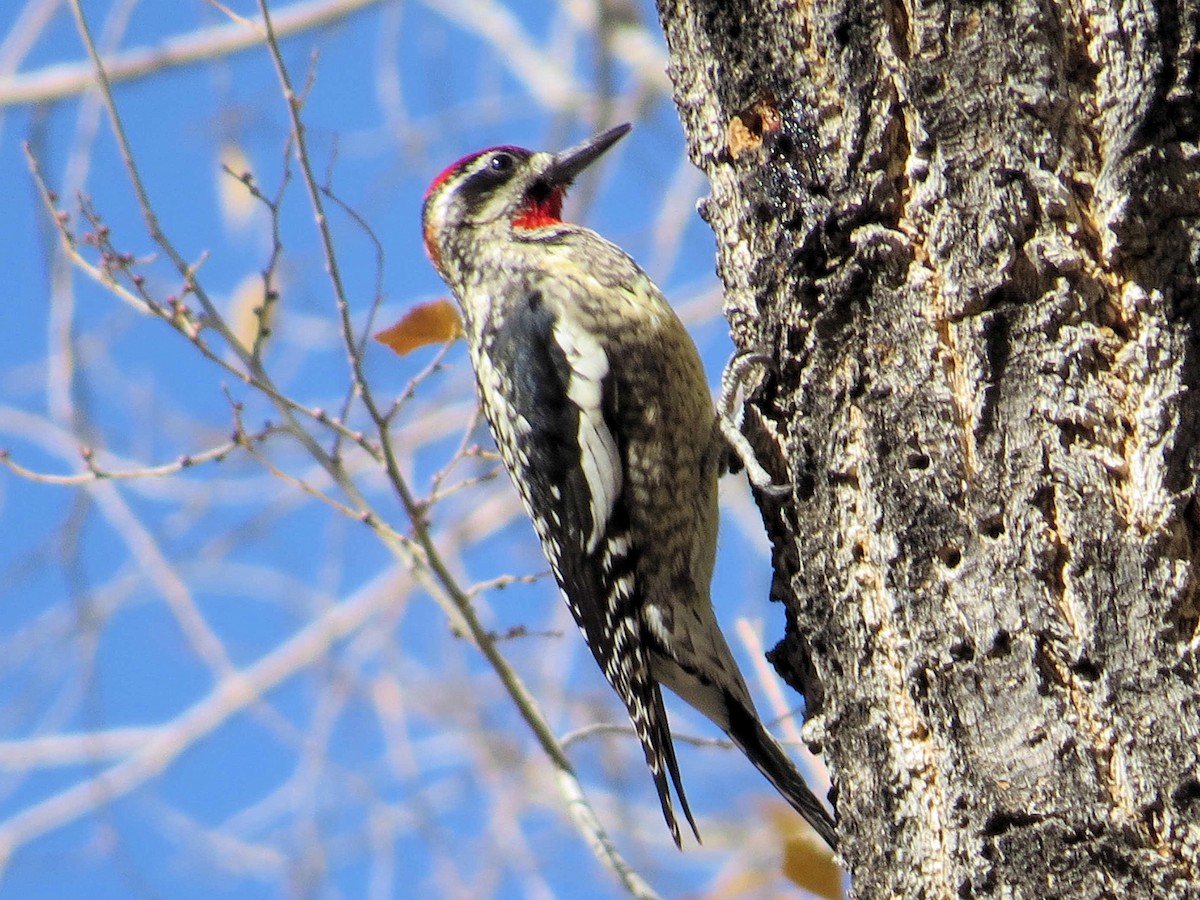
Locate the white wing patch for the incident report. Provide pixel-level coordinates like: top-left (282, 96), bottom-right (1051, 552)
top-left (552, 321), bottom-right (621, 553)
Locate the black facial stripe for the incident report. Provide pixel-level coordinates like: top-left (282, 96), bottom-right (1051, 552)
top-left (456, 149), bottom-right (531, 214)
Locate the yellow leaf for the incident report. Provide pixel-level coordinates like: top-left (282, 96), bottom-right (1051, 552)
top-left (775, 808), bottom-right (844, 899)
top-left (227, 273), bottom-right (278, 354)
top-left (375, 300), bottom-right (463, 356)
top-left (217, 142), bottom-right (257, 231)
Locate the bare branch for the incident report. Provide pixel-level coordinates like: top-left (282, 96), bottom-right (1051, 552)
top-left (248, 4), bottom-right (663, 889)
top-left (0, 570), bottom-right (408, 870)
top-left (0, 0), bottom-right (386, 107)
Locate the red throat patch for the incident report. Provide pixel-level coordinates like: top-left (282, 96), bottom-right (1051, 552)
top-left (513, 187), bottom-right (565, 230)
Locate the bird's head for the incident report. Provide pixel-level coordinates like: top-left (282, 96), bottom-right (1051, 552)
top-left (421, 123), bottom-right (631, 279)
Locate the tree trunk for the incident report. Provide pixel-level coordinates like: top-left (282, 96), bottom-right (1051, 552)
top-left (655, 0), bottom-right (1200, 896)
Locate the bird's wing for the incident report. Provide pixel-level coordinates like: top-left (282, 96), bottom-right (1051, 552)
top-left (479, 285), bottom-right (697, 845)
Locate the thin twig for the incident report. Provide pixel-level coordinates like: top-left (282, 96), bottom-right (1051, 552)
top-left (0, 570), bottom-right (405, 871)
top-left (251, 2), bottom-right (659, 894)
top-left (560, 722), bottom-right (733, 753)
top-left (0, 436), bottom-right (242, 486)
top-left (0, 0), bottom-right (386, 107)
top-left (24, 147), bottom-right (392, 470)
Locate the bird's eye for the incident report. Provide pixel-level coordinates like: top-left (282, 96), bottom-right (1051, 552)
top-left (489, 153), bottom-right (514, 173)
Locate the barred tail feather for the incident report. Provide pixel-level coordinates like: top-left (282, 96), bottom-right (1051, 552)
top-left (629, 681), bottom-right (700, 848)
top-left (725, 695), bottom-right (839, 850)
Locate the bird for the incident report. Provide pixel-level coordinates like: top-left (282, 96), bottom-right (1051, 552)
top-left (420, 122), bottom-right (837, 850)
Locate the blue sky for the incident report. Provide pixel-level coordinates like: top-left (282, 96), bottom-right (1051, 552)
top-left (0, 2), bottom-right (829, 897)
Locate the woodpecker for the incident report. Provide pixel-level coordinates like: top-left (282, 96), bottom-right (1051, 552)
top-left (421, 123), bottom-right (837, 850)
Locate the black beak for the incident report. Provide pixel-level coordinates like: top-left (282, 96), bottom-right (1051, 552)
top-left (543, 123), bottom-right (632, 186)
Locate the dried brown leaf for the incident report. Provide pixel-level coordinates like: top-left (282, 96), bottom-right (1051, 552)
top-left (374, 299), bottom-right (464, 356)
top-left (776, 808), bottom-right (844, 899)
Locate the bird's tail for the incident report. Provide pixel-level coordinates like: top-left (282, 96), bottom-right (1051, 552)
top-left (629, 678), bottom-right (701, 849)
top-left (725, 695), bottom-right (839, 850)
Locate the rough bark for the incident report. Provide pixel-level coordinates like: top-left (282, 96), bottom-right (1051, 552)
top-left (654, 0), bottom-right (1200, 896)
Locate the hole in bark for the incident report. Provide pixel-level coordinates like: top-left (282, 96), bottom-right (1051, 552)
top-left (980, 513), bottom-right (1006, 538)
top-left (1057, 420), bottom-right (1092, 450)
top-left (1033, 635), bottom-right (1064, 695)
top-left (983, 810), bottom-right (1039, 836)
top-left (783, 211), bottom-right (806, 231)
top-left (829, 470), bottom-right (859, 489)
top-left (939, 546), bottom-right (962, 568)
top-left (796, 472), bottom-right (816, 500)
top-left (1061, 821), bottom-right (1103, 845)
top-left (1172, 778), bottom-right (1200, 806)
top-left (949, 638), bottom-right (975, 662)
top-left (1142, 798), bottom-right (1165, 836)
top-left (911, 667), bottom-right (930, 699)
top-left (977, 309), bottom-right (1009, 439)
top-left (907, 452), bottom-right (931, 470)
top-left (1071, 656), bottom-right (1101, 681)
top-left (987, 629), bottom-right (1012, 657)
top-left (920, 78), bottom-right (947, 110)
